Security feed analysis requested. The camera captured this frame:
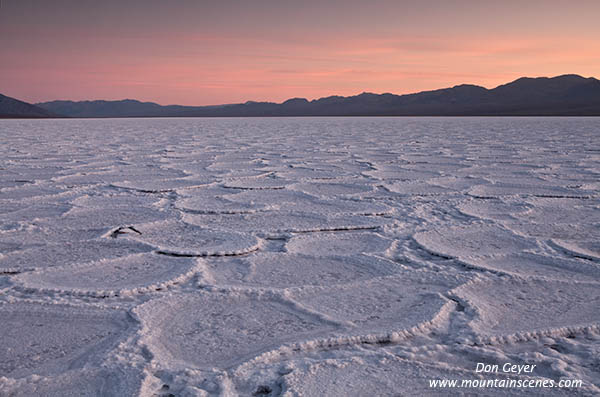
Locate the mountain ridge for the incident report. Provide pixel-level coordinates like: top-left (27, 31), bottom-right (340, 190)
top-left (0, 93), bottom-right (58, 118)
top-left (2, 74), bottom-right (599, 118)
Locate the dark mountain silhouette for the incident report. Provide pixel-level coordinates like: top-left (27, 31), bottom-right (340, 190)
top-left (0, 93), bottom-right (57, 118)
top-left (29, 99), bottom-right (230, 118)
top-left (26, 74), bottom-right (600, 118)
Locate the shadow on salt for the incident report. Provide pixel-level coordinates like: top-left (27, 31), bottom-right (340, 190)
top-left (117, 219), bottom-right (261, 257)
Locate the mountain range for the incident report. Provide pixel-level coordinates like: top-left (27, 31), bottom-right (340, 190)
top-left (2, 74), bottom-right (600, 118)
top-left (0, 93), bottom-right (57, 118)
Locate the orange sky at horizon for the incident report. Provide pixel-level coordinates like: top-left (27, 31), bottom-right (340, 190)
top-left (1, 0), bottom-right (599, 105)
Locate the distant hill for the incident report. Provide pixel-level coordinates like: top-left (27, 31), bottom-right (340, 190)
top-left (0, 93), bottom-right (57, 118)
top-left (30, 99), bottom-right (221, 118)
top-left (27, 74), bottom-right (600, 117)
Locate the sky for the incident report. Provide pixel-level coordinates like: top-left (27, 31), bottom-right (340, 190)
top-left (1, 0), bottom-right (599, 105)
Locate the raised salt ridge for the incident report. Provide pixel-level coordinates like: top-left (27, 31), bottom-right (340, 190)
top-left (288, 181), bottom-right (375, 197)
top-left (201, 253), bottom-right (401, 288)
top-left (286, 231), bottom-right (393, 256)
top-left (288, 272), bottom-right (458, 335)
top-left (111, 177), bottom-right (213, 193)
top-left (175, 194), bottom-right (271, 214)
top-left (414, 224), bottom-right (539, 259)
top-left (455, 278), bottom-right (600, 338)
top-left (183, 211), bottom-right (387, 235)
top-left (15, 253), bottom-right (200, 296)
top-left (280, 355), bottom-right (553, 397)
top-left (118, 219), bottom-right (261, 256)
top-left (134, 292), bottom-right (334, 369)
top-left (0, 239), bottom-right (153, 272)
top-left (0, 368), bottom-right (144, 397)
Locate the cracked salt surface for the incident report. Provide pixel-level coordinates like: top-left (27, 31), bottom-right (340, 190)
top-left (117, 219), bottom-right (261, 256)
top-left (1, 117), bottom-right (599, 395)
top-left (0, 303), bottom-right (133, 378)
top-left (15, 253), bottom-right (201, 296)
top-left (200, 253), bottom-right (401, 288)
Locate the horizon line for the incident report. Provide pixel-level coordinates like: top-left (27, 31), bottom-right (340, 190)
top-left (30, 73), bottom-right (597, 108)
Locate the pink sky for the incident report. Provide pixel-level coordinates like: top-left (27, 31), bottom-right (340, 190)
top-left (1, 0), bottom-right (599, 105)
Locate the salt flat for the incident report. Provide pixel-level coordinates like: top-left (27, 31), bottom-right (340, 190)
top-left (0, 117), bottom-right (599, 396)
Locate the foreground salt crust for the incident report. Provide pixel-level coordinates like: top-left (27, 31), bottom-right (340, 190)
top-left (0, 368), bottom-right (144, 397)
top-left (133, 292), bottom-right (335, 369)
top-left (279, 354), bottom-right (576, 397)
top-left (0, 302), bottom-right (133, 378)
top-left (0, 117), bottom-right (599, 396)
